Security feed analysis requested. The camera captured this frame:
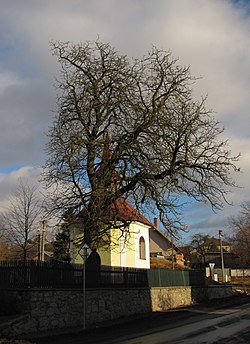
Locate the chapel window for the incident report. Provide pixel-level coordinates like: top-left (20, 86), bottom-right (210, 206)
top-left (139, 236), bottom-right (146, 260)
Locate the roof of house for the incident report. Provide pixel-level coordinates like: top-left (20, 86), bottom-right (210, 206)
top-left (149, 225), bottom-right (182, 254)
top-left (108, 197), bottom-right (153, 227)
top-left (78, 197), bottom-right (153, 227)
top-left (205, 252), bottom-right (240, 269)
top-left (208, 237), bottom-right (232, 247)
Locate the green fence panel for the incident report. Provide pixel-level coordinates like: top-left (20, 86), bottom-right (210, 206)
top-left (147, 269), bottom-right (205, 287)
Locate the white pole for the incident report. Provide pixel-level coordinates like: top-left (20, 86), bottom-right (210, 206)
top-left (219, 230), bottom-right (225, 283)
top-left (41, 220), bottom-right (47, 261)
top-left (82, 246), bottom-right (88, 330)
top-left (83, 259), bottom-right (86, 330)
top-left (80, 244), bottom-right (91, 331)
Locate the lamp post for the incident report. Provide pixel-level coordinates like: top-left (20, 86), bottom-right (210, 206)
top-left (219, 230), bottom-right (225, 283)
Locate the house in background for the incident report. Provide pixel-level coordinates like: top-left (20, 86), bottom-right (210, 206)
top-left (181, 236), bottom-right (233, 269)
top-left (203, 237), bottom-right (232, 253)
top-left (204, 251), bottom-right (240, 269)
top-left (150, 218), bottom-right (185, 267)
top-left (204, 237), bottom-right (234, 269)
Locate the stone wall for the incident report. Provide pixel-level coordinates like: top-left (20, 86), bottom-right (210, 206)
top-left (150, 285), bottom-right (233, 312)
top-left (1, 288), bottom-right (152, 337)
top-left (1, 285), bottom-right (233, 338)
top-left (151, 286), bottom-right (198, 311)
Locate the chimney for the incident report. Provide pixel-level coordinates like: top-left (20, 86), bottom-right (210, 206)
top-left (154, 217), bottom-right (158, 228)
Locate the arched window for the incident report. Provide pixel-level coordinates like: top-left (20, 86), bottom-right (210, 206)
top-left (139, 236), bottom-right (146, 260)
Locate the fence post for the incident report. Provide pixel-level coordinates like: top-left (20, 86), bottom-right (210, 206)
top-left (30, 260), bottom-right (35, 288)
top-left (158, 269), bottom-right (162, 287)
top-left (124, 268), bottom-right (128, 287)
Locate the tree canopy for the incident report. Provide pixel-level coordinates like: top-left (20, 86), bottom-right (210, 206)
top-left (189, 233), bottom-right (220, 267)
top-left (43, 40), bottom-right (239, 248)
top-left (52, 209), bottom-right (72, 263)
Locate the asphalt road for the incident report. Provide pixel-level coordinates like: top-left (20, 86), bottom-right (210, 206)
top-left (33, 296), bottom-right (250, 344)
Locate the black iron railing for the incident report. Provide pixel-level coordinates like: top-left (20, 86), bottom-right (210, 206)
top-left (0, 261), bottom-right (147, 289)
top-left (0, 261), bottom-right (205, 289)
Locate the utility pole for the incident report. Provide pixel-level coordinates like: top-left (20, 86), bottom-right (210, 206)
top-left (41, 220), bottom-right (47, 262)
top-left (171, 235), bottom-right (175, 270)
top-left (37, 229), bottom-right (41, 261)
top-left (219, 230), bottom-right (225, 283)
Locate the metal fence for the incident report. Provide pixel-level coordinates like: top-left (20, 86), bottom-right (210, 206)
top-left (0, 261), bottom-right (205, 289)
top-left (0, 260), bottom-right (83, 289)
top-left (0, 261), bottom-right (148, 289)
top-left (147, 268), bottom-right (205, 287)
top-left (95, 266), bottom-right (148, 288)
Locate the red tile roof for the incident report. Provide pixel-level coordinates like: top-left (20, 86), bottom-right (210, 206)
top-left (78, 197), bottom-right (153, 227)
top-left (108, 198), bottom-right (153, 227)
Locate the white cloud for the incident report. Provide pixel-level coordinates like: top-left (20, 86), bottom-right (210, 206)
top-left (0, 71), bottom-right (22, 94)
top-left (0, 166), bottom-right (42, 209)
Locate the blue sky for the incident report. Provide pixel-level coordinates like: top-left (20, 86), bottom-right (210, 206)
top-left (0, 0), bottom-right (250, 242)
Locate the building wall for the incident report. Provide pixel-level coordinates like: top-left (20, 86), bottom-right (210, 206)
top-left (132, 222), bottom-right (150, 269)
top-left (98, 244), bottom-right (111, 266)
top-left (70, 222), bottom-right (150, 269)
top-left (231, 269), bottom-right (250, 277)
top-left (102, 223), bottom-right (150, 269)
top-left (109, 228), bottom-right (132, 267)
top-left (149, 229), bottom-right (173, 256)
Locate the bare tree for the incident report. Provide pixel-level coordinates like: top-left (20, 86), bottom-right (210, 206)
top-left (229, 202), bottom-right (250, 268)
top-left (0, 179), bottom-right (43, 261)
top-left (189, 233), bottom-right (219, 267)
top-left (43, 40), bottom-right (239, 249)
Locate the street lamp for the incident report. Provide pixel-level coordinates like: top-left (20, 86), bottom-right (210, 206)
top-left (219, 230), bottom-right (225, 283)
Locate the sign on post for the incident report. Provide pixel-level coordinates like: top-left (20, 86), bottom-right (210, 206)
top-left (80, 243), bottom-right (92, 261)
top-left (209, 263), bottom-right (215, 270)
top-left (80, 243), bottom-right (92, 331)
top-left (209, 263), bottom-right (215, 280)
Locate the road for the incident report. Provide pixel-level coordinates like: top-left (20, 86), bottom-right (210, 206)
top-left (117, 299), bottom-right (250, 344)
top-left (34, 296), bottom-right (250, 344)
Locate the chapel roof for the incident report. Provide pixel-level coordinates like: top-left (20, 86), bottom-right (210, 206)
top-left (108, 197), bottom-right (153, 227)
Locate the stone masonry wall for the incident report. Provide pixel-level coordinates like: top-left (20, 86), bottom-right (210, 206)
top-left (150, 285), bottom-right (233, 312)
top-left (150, 286), bottom-right (194, 311)
top-left (1, 288), bottom-right (152, 337)
top-left (1, 285), bottom-right (233, 338)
